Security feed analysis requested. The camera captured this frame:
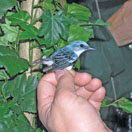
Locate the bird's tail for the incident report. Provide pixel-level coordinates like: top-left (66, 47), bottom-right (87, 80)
top-left (32, 59), bottom-right (44, 65)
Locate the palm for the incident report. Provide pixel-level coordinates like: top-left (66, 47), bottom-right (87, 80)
top-left (38, 70), bottom-right (105, 112)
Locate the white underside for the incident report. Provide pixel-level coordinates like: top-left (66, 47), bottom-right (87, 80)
top-left (74, 49), bottom-right (86, 57)
top-left (66, 66), bottom-right (73, 70)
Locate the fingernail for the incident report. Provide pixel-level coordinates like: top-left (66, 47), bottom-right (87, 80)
top-left (55, 70), bottom-right (64, 80)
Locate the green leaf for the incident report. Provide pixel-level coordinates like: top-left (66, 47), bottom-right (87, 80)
top-left (34, 0), bottom-right (55, 11)
top-left (101, 98), bottom-right (108, 107)
top-left (0, 81), bottom-right (10, 100)
top-left (0, 0), bottom-right (16, 18)
top-left (83, 26), bottom-right (94, 39)
top-left (0, 46), bottom-right (29, 76)
top-left (44, 1), bottom-right (55, 11)
top-left (7, 11), bottom-right (30, 26)
top-left (0, 100), bottom-right (16, 118)
top-left (36, 37), bottom-right (45, 45)
top-left (19, 24), bottom-right (38, 40)
top-left (0, 46), bottom-right (18, 57)
top-left (0, 56), bottom-right (29, 76)
top-left (0, 73), bottom-right (38, 113)
top-left (36, 128), bottom-right (43, 132)
top-left (117, 97), bottom-right (132, 114)
top-left (0, 100), bottom-right (17, 132)
top-left (7, 12), bottom-right (43, 42)
top-left (0, 36), bottom-right (8, 46)
top-left (41, 47), bottom-right (54, 57)
top-left (101, 98), bottom-right (116, 107)
top-left (0, 70), bottom-right (9, 80)
top-left (57, 39), bottom-right (67, 49)
top-left (12, 74), bottom-right (38, 113)
top-left (19, 23), bottom-right (45, 44)
top-left (0, 19), bottom-right (19, 43)
top-left (68, 25), bottom-right (91, 42)
top-left (38, 10), bottom-right (70, 47)
top-left (20, 75), bottom-right (38, 113)
top-left (67, 3), bottom-right (91, 21)
top-left (74, 60), bottom-right (80, 70)
top-left (15, 114), bottom-right (36, 132)
top-left (55, 0), bottom-right (60, 2)
top-left (0, 101), bottom-right (35, 132)
top-left (91, 19), bottom-right (111, 26)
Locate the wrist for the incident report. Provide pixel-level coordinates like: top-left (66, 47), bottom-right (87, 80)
top-left (88, 121), bottom-right (112, 132)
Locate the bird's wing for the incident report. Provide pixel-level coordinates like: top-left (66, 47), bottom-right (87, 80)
top-left (52, 48), bottom-right (78, 65)
top-left (43, 48), bottom-right (78, 72)
top-left (42, 62), bottom-right (72, 72)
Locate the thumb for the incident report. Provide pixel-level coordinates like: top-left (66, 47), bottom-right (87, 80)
top-left (55, 70), bottom-right (75, 94)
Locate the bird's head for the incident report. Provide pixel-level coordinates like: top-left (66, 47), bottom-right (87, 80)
top-left (68, 41), bottom-right (95, 56)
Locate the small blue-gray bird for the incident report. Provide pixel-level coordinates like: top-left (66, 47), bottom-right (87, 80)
top-left (33, 40), bottom-right (95, 72)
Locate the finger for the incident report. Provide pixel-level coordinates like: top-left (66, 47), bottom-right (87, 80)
top-left (89, 87), bottom-right (106, 111)
top-left (67, 70), bottom-right (92, 87)
top-left (76, 86), bottom-right (92, 99)
top-left (84, 78), bottom-right (102, 92)
top-left (37, 72), bottom-right (57, 117)
top-left (74, 72), bottom-right (92, 87)
top-left (76, 78), bottom-right (102, 100)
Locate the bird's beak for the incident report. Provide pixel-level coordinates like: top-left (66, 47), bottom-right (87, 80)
top-left (88, 47), bottom-right (96, 50)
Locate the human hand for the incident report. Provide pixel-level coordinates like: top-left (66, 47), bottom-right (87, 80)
top-left (37, 70), bottom-right (111, 132)
top-left (107, 0), bottom-right (132, 46)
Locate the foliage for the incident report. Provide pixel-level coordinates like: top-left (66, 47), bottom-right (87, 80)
top-left (0, 0), bottom-right (117, 131)
top-left (0, 74), bottom-right (38, 132)
top-left (102, 97), bottom-right (132, 114)
top-left (0, 0), bottom-right (16, 18)
top-left (0, 46), bottom-right (29, 77)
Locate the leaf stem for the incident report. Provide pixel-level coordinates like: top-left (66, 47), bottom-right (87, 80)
top-left (103, 99), bottom-right (122, 107)
top-left (1, 80), bottom-right (8, 102)
top-left (33, 8), bottom-right (38, 22)
top-left (80, 23), bottom-right (104, 26)
top-left (15, 1), bottom-right (20, 12)
top-left (29, 0), bottom-right (35, 65)
top-left (15, 30), bottom-right (21, 53)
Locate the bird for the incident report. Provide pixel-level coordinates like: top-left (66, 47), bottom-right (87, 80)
top-left (33, 40), bottom-right (95, 72)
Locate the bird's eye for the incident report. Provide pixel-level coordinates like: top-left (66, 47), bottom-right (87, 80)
top-left (80, 44), bottom-right (84, 48)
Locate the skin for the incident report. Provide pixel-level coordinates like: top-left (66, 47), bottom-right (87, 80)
top-left (37, 70), bottom-right (112, 132)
